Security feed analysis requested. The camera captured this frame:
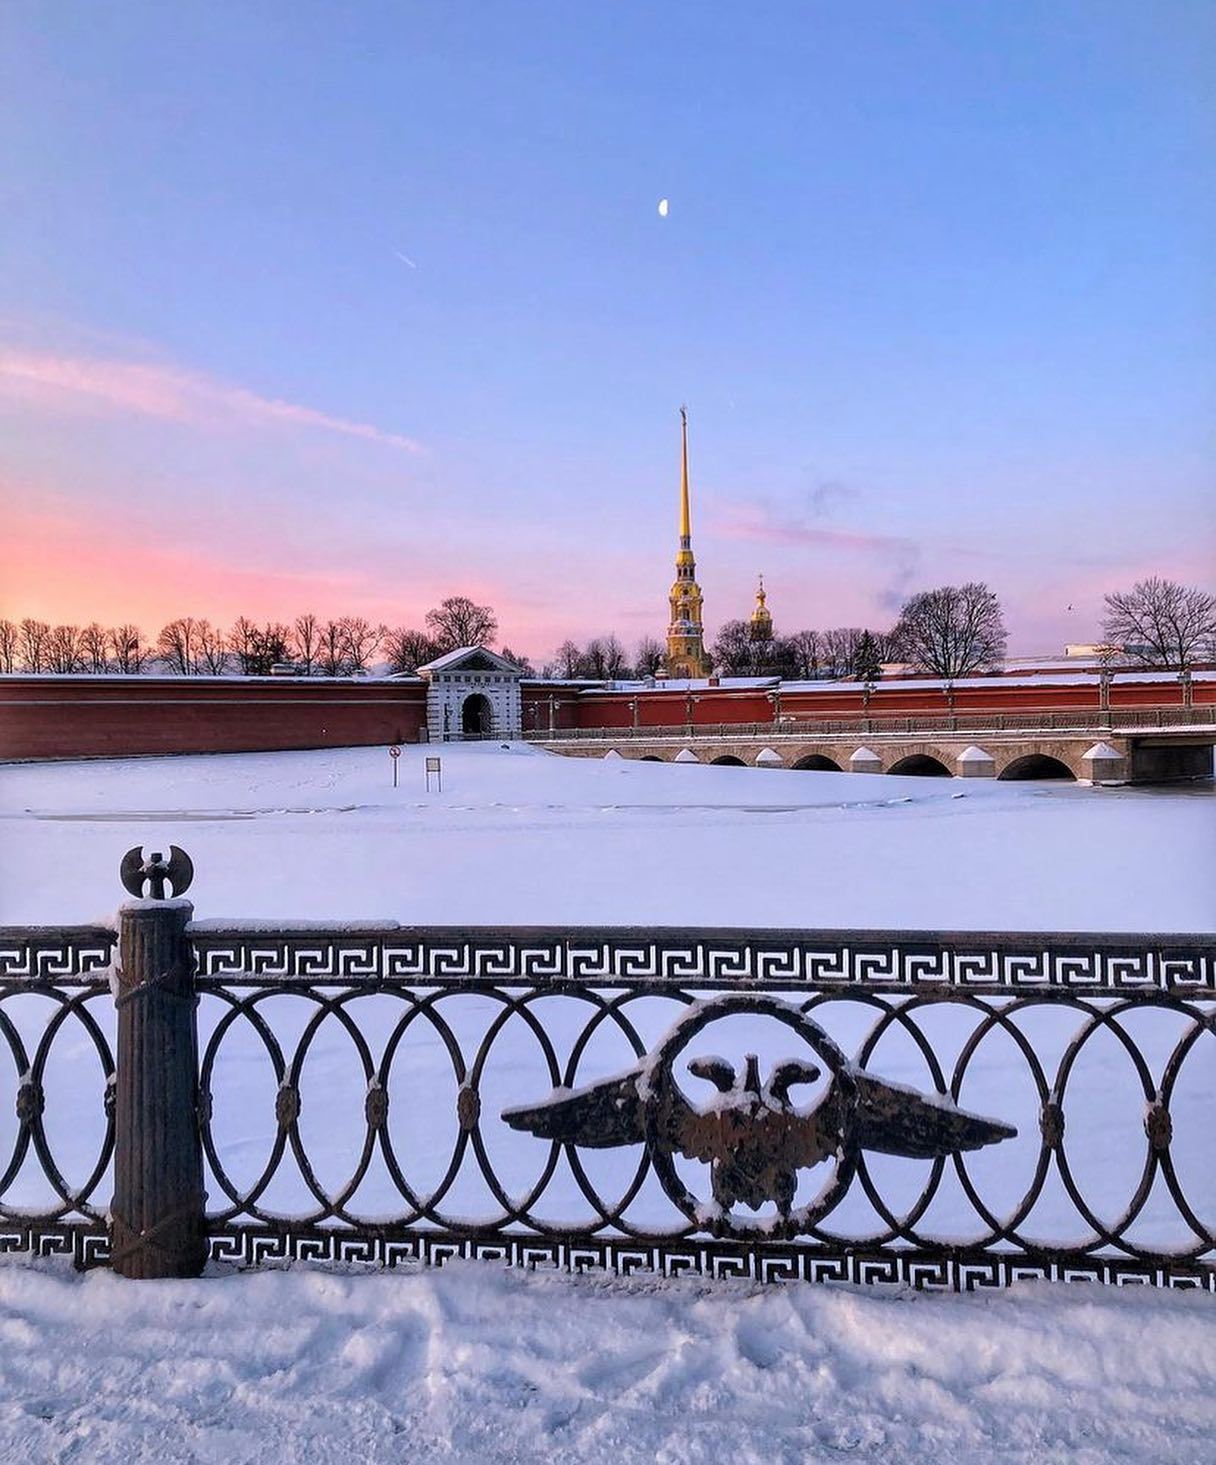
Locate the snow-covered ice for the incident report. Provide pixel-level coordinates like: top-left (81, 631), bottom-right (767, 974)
top-left (0, 742), bottom-right (1212, 929)
top-left (0, 1259), bottom-right (1213, 1464)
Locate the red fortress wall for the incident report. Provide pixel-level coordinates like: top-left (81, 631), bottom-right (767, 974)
top-left (0, 677), bottom-right (428, 760)
top-left (1, 671), bottom-right (1209, 761)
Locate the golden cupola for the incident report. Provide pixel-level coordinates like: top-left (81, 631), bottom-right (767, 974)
top-left (749, 575), bottom-right (773, 641)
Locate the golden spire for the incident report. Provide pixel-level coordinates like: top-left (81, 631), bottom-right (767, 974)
top-left (665, 404), bottom-right (710, 678)
top-left (679, 407), bottom-right (691, 539)
top-left (676, 406), bottom-right (694, 570)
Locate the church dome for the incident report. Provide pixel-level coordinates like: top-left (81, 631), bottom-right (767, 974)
top-left (749, 576), bottom-right (773, 640)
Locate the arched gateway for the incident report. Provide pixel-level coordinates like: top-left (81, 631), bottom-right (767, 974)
top-left (417, 646), bottom-right (524, 742)
top-left (461, 693), bottom-right (493, 737)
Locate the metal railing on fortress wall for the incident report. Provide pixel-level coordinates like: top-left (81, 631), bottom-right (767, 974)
top-left (0, 872), bottom-right (1212, 1290)
top-left (522, 704), bottom-right (1216, 743)
top-left (538, 704), bottom-right (1214, 740)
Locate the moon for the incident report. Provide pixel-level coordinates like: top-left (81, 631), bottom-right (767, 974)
top-left (657, 198), bottom-right (669, 218)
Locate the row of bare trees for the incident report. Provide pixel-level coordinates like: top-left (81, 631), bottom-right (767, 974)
top-left (710, 584), bottom-right (1005, 680)
top-left (543, 636), bottom-right (665, 681)
top-left (0, 597), bottom-right (510, 678)
top-left (2, 579), bottom-right (1211, 679)
top-left (716, 578), bottom-right (1215, 680)
top-left (711, 623), bottom-right (892, 680)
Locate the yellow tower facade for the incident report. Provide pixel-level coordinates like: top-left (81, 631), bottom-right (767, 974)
top-left (665, 407), bottom-right (712, 679)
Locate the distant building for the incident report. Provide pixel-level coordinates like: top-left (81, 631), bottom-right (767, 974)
top-left (664, 407), bottom-right (713, 679)
top-left (1065, 644), bottom-right (1120, 659)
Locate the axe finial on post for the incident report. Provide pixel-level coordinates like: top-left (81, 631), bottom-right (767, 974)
top-left (119, 845), bottom-right (194, 901)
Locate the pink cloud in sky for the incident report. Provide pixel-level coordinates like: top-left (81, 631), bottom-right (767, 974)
top-left (708, 499), bottom-right (915, 558)
top-left (0, 347), bottom-right (422, 452)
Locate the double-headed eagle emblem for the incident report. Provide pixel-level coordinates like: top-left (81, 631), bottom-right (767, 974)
top-left (503, 995), bottom-right (1015, 1233)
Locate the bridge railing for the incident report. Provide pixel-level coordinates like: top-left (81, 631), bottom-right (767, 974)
top-left (522, 704), bottom-right (1216, 743)
top-left (1, 858), bottom-right (1212, 1291)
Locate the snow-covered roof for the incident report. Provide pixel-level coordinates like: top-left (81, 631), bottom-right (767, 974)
top-left (583, 676), bottom-right (779, 695)
top-left (416, 646), bottom-right (524, 677)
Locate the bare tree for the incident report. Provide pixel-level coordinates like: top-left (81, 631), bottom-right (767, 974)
top-left (785, 629), bottom-right (822, 679)
top-left (550, 640), bottom-right (587, 679)
top-left (340, 616), bottom-right (384, 673)
top-left (0, 619), bottom-right (19, 673)
top-left (1102, 577), bottom-right (1216, 671)
top-left (893, 583), bottom-right (1007, 678)
top-left (292, 613), bottom-right (322, 675)
top-left (157, 617), bottom-right (203, 675)
top-left (80, 622), bottom-right (110, 673)
top-left (384, 627), bottom-right (438, 675)
top-left (197, 621), bottom-right (230, 675)
top-left (227, 617), bottom-right (260, 675)
top-left (109, 624), bottom-right (150, 674)
top-left (634, 635), bottom-right (664, 677)
top-left (46, 624), bottom-right (85, 674)
top-left (498, 645), bottom-right (536, 675)
top-left (585, 635), bottom-right (628, 680)
top-left (316, 619), bottom-right (350, 676)
top-left (711, 620), bottom-right (754, 675)
top-left (425, 596), bottom-right (498, 653)
top-left (18, 619), bottom-right (51, 673)
top-left (819, 627), bottom-right (864, 679)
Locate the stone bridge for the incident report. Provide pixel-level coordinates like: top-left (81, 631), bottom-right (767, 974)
top-left (529, 719), bottom-right (1216, 784)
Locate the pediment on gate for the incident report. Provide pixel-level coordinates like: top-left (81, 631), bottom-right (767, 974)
top-left (417, 645), bottom-right (524, 678)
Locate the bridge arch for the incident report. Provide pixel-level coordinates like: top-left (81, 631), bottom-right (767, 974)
top-left (998, 754), bottom-right (1076, 782)
top-left (888, 754), bottom-right (951, 778)
top-left (792, 753), bottom-right (843, 772)
top-left (709, 754), bottom-right (746, 766)
top-left (639, 754), bottom-right (664, 762)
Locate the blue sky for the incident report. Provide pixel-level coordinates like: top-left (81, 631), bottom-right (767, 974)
top-left (1, 1), bottom-right (1211, 656)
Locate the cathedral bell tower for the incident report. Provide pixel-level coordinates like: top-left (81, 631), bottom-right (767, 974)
top-left (665, 406), bottom-right (712, 679)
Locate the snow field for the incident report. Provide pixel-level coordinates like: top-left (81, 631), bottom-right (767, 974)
top-left (0, 742), bottom-right (1212, 929)
top-left (0, 1260), bottom-right (1213, 1464)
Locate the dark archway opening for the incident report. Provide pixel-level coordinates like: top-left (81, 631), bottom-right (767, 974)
top-left (640, 754), bottom-right (663, 762)
top-left (888, 754), bottom-right (951, 778)
top-left (998, 755), bottom-right (1076, 782)
top-left (461, 693), bottom-right (492, 737)
top-left (710, 755), bottom-right (746, 766)
top-left (792, 754), bottom-right (843, 772)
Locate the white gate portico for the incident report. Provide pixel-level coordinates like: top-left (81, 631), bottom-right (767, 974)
top-left (417, 646), bottom-right (523, 741)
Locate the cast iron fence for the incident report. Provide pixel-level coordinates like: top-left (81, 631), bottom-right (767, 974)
top-left (0, 854), bottom-right (1212, 1291)
top-left (523, 704), bottom-right (1216, 742)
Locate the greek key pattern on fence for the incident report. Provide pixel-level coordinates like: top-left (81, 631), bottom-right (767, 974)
top-left (189, 926), bottom-right (1215, 994)
top-left (201, 1230), bottom-right (1214, 1291)
top-left (0, 926), bottom-right (115, 983)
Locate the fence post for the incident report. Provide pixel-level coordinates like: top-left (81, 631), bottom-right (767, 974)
top-left (111, 898), bottom-right (207, 1278)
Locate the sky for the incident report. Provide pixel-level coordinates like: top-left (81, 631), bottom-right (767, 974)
top-left (1, 1), bottom-right (1212, 661)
